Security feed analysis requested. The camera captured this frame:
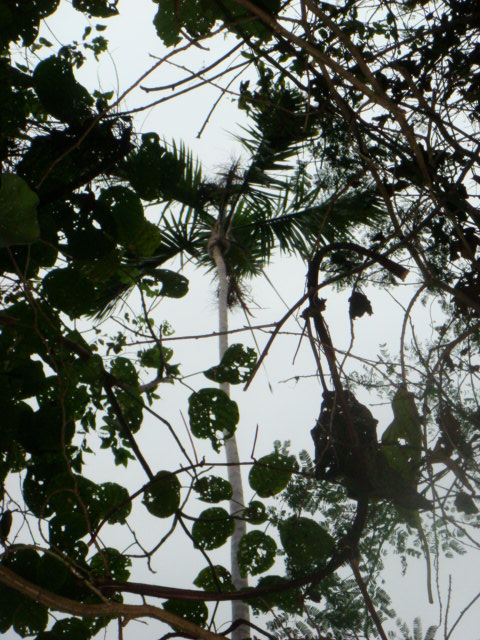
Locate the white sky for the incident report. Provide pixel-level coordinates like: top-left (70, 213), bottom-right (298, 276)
top-left (5, 1), bottom-right (479, 638)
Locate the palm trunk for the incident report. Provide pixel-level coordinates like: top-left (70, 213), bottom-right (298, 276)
top-left (211, 241), bottom-right (250, 640)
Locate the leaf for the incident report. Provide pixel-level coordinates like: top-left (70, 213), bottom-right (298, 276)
top-left (238, 530), bottom-right (277, 577)
top-left (125, 133), bottom-right (177, 199)
top-left (42, 268), bottom-right (97, 318)
top-left (0, 174), bottom-right (40, 247)
top-left (191, 507), bottom-right (234, 550)
top-left (151, 268), bottom-right (189, 298)
top-left (455, 492), bottom-right (478, 515)
top-left (188, 388), bottom-right (239, 452)
top-left (33, 56), bottom-right (93, 122)
top-left (242, 500), bottom-right (267, 524)
top-left (204, 343), bottom-right (257, 384)
top-left (99, 186), bottom-right (145, 245)
top-left (51, 618), bottom-right (90, 640)
top-left (13, 600), bottom-right (48, 636)
top-left (193, 565), bottom-right (235, 592)
top-left (163, 599), bottom-right (208, 628)
top-left (142, 471), bottom-right (180, 518)
top-left (89, 548), bottom-right (132, 580)
top-left (248, 575), bottom-right (303, 614)
top-left (249, 452), bottom-right (297, 497)
top-left (37, 553), bottom-right (69, 592)
top-left (279, 517), bottom-right (335, 576)
top-left (93, 482), bottom-right (131, 523)
top-left (72, 0), bottom-right (119, 17)
top-left (129, 220), bottom-right (163, 256)
top-left (193, 476), bottom-right (233, 503)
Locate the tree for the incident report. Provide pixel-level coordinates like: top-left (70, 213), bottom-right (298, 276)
top-left (1, 1), bottom-right (480, 640)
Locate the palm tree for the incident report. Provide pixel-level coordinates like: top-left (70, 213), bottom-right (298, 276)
top-left (93, 79), bottom-right (385, 639)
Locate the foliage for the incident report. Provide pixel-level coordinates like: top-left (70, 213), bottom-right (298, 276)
top-left (1, 1), bottom-right (480, 639)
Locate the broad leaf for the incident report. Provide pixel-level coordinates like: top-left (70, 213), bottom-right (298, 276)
top-left (151, 269), bottom-right (189, 298)
top-left (193, 476), bottom-right (233, 503)
top-left (193, 565), bottom-right (235, 592)
top-left (142, 471), bottom-right (180, 518)
top-left (204, 343), bottom-right (257, 385)
top-left (42, 268), bottom-right (97, 318)
top-left (51, 618), bottom-right (90, 640)
top-left (33, 56), bottom-right (93, 122)
top-left (0, 174), bottom-right (39, 247)
top-left (99, 186), bottom-right (145, 245)
top-left (249, 574), bottom-right (303, 614)
top-left (249, 452), bottom-right (297, 497)
top-left (188, 388), bottom-right (239, 452)
top-left (191, 507), bottom-right (234, 550)
top-left (279, 517), bottom-right (335, 576)
top-left (238, 530), bottom-right (277, 577)
top-left (242, 500), bottom-right (267, 524)
top-left (13, 600), bottom-right (48, 636)
top-left (72, 0), bottom-right (119, 17)
top-left (90, 548), bottom-right (131, 580)
top-left (163, 599), bottom-right (208, 628)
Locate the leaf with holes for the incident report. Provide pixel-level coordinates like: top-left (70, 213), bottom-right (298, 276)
top-left (143, 471), bottom-right (180, 518)
top-left (204, 344), bottom-right (257, 385)
top-left (192, 507), bottom-right (234, 550)
top-left (0, 174), bottom-right (40, 247)
top-left (238, 530), bottom-right (277, 577)
top-left (249, 452), bottom-right (297, 497)
top-left (188, 388), bottom-right (239, 452)
top-left (193, 565), bottom-right (235, 592)
top-left (279, 517), bottom-right (335, 576)
top-left (194, 476), bottom-right (233, 503)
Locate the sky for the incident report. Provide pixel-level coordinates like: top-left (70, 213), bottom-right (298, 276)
top-left (5, 1), bottom-right (480, 638)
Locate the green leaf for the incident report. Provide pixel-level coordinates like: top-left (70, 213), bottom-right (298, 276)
top-left (242, 500), bottom-right (267, 524)
top-left (51, 618), bottom-right (90, 640)
top-left (93, 482), bottom-right (131, 523)
top-left (142, 471), bottom-right (180, 518)
top-left (33, 56), bottom-right (93, 122)
top-left (125, 132), bottom-right (175, 200)
top-left (99, 186), bottom-right (145, 245)
top-left (249, 452), bottom-right (297, 497)
top-left (72, 0), bottom-right (119, 17)
top-left (192, 507), bottom-right (234, 550)
top-left (42, 268), bottom-right (97, 318)
top-left (90, 548), bottom-right (131, 580)
top-left (163, 599), bottom-right (208, 628)
top-left (193, 565), bottom-right (235, 592)
top-left (0, 584), bottom-right (20, 633)
top-left (13, 600), bottom-right (48, 636)
top-left (129, 220), bottom-right (163, 256)
top-left (238, 530), bottom-right (277, 577)
top-left (0, 174), bottom-right (40, 247)
top-left (204, 343), bottom-right (257, 384)
top-left (279, 517), bottom-right (335, 576)
top-left (193, 476), bottom-right (233, 503)
top-left (248, 575), bottom-right (303, 614)
top-left (139, 345), bottom-right (173, 369)
top-left (37, 553), bottom-right (69, 592)
top-left (151, 269), bottom-right (189, 298)
top-left (188, 388), bottom-right (239, 452)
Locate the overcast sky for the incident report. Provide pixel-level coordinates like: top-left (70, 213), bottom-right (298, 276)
top-left (6, 2), bottom-right (478, 638)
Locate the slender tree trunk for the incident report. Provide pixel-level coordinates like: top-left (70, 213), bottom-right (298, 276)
top-left (210, 241), bottom-right (250, 640)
